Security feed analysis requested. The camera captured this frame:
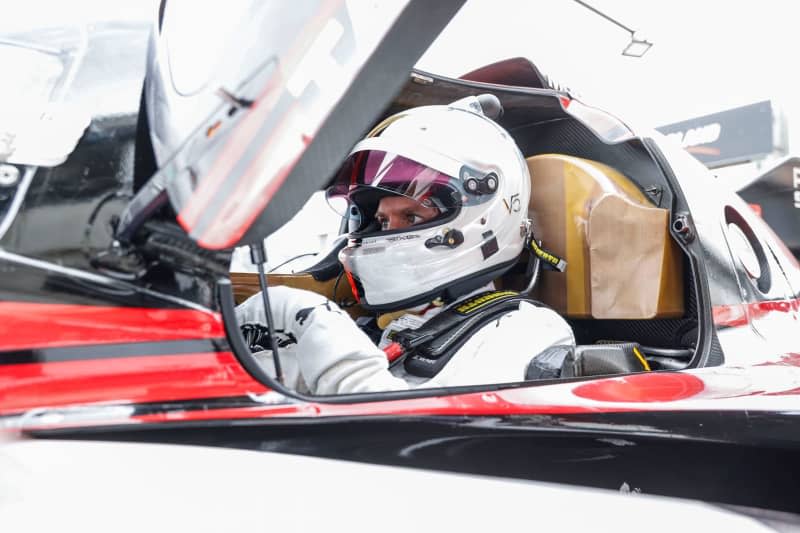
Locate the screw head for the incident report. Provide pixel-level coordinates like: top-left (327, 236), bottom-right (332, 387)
top-left (0, 164), bottom-right (19, 187)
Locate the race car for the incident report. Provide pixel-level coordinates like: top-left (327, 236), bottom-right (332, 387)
top-left (1, 0), bottom-right (799, 515)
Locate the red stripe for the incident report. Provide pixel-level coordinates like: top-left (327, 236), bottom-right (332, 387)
top-left (197, 130), bottom-right (306, 248)
top-left (14, 399), bottom-right (621, 429)
top-left (572, 373), bottom-right (705, 403)
top-left (0, 351), bottom-right (266, 415)
top-left (178, 74), bottom-right (285, 230)
top-left (755, 352), bottom-right (800, 367)
top-left (712, 303), bottom-right (749, 328)
top-left (0, 302), bottom-right (224, 352)
top-left (712, 298), bottom-right (799, 328)
top-left (179, 0), bottom-right (344, 231)
top-left (130, 397), bottom-right (622, 425)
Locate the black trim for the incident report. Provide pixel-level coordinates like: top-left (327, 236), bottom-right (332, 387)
top-left (0, 394), bottom-right (261, 420)
top-left (0, 258), bottom-right (191, 309)
top-left (133, 83), bottom-right (157, 193)
top-left (127, 394), bottom-right (260, 415)
top-left (0, 338), bottom-right (228, 366)
top-left (157, 0), bottom-right (167, 32)
top-left (219, 278), bottom-right (286, 387)
top-left (642, 139), bottom-right (714, 368)
top-left (480, 234), bottom-right (498, 259)
top-left (724, 205), bottom-right (772, 294)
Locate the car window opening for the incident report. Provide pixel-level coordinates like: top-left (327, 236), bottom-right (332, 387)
top-left (226, 73), bottom-right (702, 401)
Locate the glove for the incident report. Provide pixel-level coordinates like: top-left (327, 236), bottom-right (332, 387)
top-left (236, 286), bottom-right (409, 394)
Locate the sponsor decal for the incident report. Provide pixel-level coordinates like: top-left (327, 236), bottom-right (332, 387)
top-left (360, 246), bottom-right (385, 255)
top-left (657, 101), bottom-right (776, 167)
top-left (386, 234), bottom-right (420, 242)
top-left (665, 122), bottom-right (721, 148)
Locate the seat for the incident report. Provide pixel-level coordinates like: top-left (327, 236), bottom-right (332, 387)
top-left (526, 154), bottom-right (684, 319)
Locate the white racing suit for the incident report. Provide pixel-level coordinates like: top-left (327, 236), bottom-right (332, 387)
top-left (236, 285), bottom-right (575, 395)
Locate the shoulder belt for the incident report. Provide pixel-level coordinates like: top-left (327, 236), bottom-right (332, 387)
top-left (394, 290), bottom-right (542, 378)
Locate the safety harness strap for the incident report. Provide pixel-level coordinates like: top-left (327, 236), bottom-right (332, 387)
top-left (394, 290), bottom-right (543, 378)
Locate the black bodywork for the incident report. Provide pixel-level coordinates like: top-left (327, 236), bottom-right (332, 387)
top-left (43, 410), bottom-right (800, 513)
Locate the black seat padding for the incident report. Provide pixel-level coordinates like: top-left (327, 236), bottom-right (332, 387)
top-left (526, 343), bottom-right (648, 380)
top-left (562, 343), bottom-right (648, 378)
top-left (525, 345), bottom-right (574, 380)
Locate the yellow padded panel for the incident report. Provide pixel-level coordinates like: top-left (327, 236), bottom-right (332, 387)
top-left (527, 154), bottom-right (684, 319)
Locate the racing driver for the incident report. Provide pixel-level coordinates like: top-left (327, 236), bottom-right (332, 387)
top-left (237, 96), bottom-right (575, 395)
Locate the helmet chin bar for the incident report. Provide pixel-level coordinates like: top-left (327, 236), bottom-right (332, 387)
top-left (248, 241), bottom-right (284, 384)
top-left (357, 258), bottom-right (519, 313)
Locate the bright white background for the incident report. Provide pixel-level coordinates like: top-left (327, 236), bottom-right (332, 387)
top-left (5, 0), bottom-right (796, 147)
top-left (3, 0), bottom-right (797, 269)
top-left (420, 0), bottom-right (800, 145)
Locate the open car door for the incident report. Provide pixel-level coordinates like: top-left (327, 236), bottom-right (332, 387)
top-left (117, 0), bottom-right (465, 250)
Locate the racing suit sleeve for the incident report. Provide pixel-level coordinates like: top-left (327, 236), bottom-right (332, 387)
top-left (236, 286), bottom-right (409, 395)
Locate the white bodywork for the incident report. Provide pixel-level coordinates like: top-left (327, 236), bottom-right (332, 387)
top-left (0, 437), bottom-right (782, 533)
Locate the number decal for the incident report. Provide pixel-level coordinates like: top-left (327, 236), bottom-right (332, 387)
top-left (503, 193), bottom-right (521, 213)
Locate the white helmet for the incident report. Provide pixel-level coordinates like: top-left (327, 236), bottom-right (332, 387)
top-left (328, 95), bottom-right (531, 311)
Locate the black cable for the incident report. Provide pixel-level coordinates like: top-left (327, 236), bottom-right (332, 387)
top-left (250, 243), bottom-right (284, 384)
top-left (332, 269), bottom-right (344, 303)
top-left (646, 356), bottom-right (688, 370)
top-left (268, 252), bottom-right (318, 273)
top-left (639, 345), bottom-right (694, 359)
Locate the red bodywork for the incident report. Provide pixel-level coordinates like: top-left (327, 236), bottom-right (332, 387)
top-left (2, 296), bottom-right (799, 431)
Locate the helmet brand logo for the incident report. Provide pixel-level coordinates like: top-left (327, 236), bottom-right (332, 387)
top-left (386, 234), bottom-right (420, 242)
top-left (503, 193), bottom-right (521, 213)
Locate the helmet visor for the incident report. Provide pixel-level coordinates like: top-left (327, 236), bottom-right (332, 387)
top-left (327, 149), bottom-right (460, 207)
top-left (327, 148), bottom-right (496, 232)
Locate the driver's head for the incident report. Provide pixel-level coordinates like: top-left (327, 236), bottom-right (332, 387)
top-left (334, 149), bottom-right (455, 234)
top-left (330, 95), bottom-right (532, 311)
